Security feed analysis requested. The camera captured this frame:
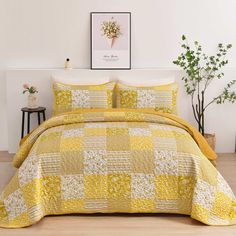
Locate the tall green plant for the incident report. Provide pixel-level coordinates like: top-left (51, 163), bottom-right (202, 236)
top-left (173, 35), bottom-right (236, 135)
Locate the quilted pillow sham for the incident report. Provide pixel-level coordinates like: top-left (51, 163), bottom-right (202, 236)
top-left (116, 82), bottom-right (178, 114)
top-left (53, 81), bottom-right (115, 115)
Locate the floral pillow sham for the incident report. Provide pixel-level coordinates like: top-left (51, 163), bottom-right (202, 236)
top-left (116, 82), bottom-right (178, 114)
top-left (53, 81), bottom-right (115, 115)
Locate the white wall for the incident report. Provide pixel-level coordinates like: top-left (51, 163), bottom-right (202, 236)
top-left (1, 0), bottom-right (236, 152)
top-left (0, 1), bottom-right (8, 150)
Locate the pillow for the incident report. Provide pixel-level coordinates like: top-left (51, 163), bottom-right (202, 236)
top-left (53, 81), bottom-right (115, 115)
top-left (116, 82), bottom-right (178, 114)
top-left (118, 76), bottom-right (175, 86)
top-left (51, 73), bottom-right (109, 85)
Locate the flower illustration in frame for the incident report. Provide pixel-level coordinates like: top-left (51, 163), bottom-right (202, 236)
top-left (91, 12), bottom-right (131, 70)
top-left (101, 17), bottom-right (122, 48)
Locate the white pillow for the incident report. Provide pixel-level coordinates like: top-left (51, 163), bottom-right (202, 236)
top-left (118, 76), bottom-right (175, 86)
top-left (51, 70), bottom-right (175, 86)
top-left (51, 70), bottom-right (109, 85)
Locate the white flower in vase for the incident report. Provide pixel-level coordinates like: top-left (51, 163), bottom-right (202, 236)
top-left (22, 84), bottom-right (39, 109)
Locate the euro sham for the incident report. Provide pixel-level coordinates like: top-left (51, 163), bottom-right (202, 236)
top-left (116, 82), bottom-right (178, 114)
top-left (52, 81), bottom-right (115, 115)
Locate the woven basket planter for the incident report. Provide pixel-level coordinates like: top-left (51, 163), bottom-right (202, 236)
top-left (204, 133), bottom-right (217, 166)
top-left (204, 133), bottom-right (216, 151)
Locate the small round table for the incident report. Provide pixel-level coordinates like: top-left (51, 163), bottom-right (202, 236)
top-left (21, 107), bottom-right (46, 139)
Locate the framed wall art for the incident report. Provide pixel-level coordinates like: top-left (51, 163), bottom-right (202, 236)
top-left (90, 12), bottom-right (131, 70)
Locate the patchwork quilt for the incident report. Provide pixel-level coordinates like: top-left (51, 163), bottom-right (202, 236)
top-left (0, 109), bottom-right (235, 228)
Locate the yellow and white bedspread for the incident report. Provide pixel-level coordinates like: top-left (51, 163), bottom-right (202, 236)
top-left (0, 109), bottom-right (235, 228)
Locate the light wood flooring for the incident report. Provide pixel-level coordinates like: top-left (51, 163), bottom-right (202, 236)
top-left (0, 152), bottom-right (235, 236)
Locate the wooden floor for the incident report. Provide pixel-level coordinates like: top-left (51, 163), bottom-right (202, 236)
top-left (0, 152), bottom-right (236, 236)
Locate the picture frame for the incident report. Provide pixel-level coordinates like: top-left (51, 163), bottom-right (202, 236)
top-left (90, 12), bottom-right (131, 70)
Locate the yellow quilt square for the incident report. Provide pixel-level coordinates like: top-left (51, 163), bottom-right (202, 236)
top-left (176, 137), bottom-right (201, 156)
top-left (39, 176), bottom-right (61, 211)
top-left (177, 199), bottom-right (192, 214)
top-left (37, 132), bottom-right (61, 154)
top-left (130, 137), bottom-right (153, 150)
top-left (40, 176), bottom-right (61, 198)
top-left (108, 199), bottom-right (131, 212)
top-left (155, 175), bottom-right (178, 200)
top-left (84, 174), bottom-right (108, 199)
top-left (61, 199), bottom-right (84, 213)
top-left (107, 136), bottom-right (130, 151)
top-left (60, 137), bottom-right (83, 152)
top-left (151, 129), bottom-right (174, 138)
top-left (120, 90), bottom-right (137, 108)
top-left (178, 176), bottom-right (195, 200)
top-left (107, 128), bottom-right (129, 136)
top-left (60, 151), bottom-right (84, 174)
top-left (212, 192), bottom-right (232, 219)
top-left (104, 112), bottom-right (124, 120)
top-left (131, 199), bottom-right (155, 212)
top-left (107, 90), bottom-right (113, 108)
top-left (108, 174), bottom-right (131, 199)
top-left (125, 112), bottom-right (144, 122)
top-left (131, 151), bottom-right (154, 173)
top-left (22, 179), bottom-right (41, 208)
top-left (0, 202), bottom-right (7, 219)
top-left (55, 90), bottom-right (72, 105)
top-left (54, 104), bottom-right (72, 115)
top-left (199, 159), bottom-right (217, 186)
top-left (191, 203), bottom-right (210, 223)
top-left (84, 128), bottom-right (106, 136)
top-left (172, 131), bottom-right (190, 139)
top-left (8, 212), bottom-right (31, 228)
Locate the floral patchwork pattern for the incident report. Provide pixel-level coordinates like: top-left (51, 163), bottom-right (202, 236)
top-left (108, 174), bottom-right (131, 199)
top-left (61, 175), bottom-right (84, 200)
top-left (63, 128), bottom-right (84, 138)
top-left (119, 90), bottom-right (137, 108)
top-left (1, 110), bottom-right (236, 228)
top-left (131, 174), bottom-right (155, 199)
top-left (4, 190), bottom-right (27, 220)
top-left (193, 179), bottom-right (216, 210)
top-left (137, 90), bottom-right (155, 108)
top-left (84, 150), bottom-right (107, 174)
top-left (117, 83), bottom-right (178, 114)
top-left (18, 154), bottom-right (40, 187)
top-left (72, 90), bottom-right (90, 108)
top-left (53, 81), bottom-right (115, 115)
top-left (55, 91), bottom-right (72, 105)
top-left (154, 150), bottom-right (178, 175)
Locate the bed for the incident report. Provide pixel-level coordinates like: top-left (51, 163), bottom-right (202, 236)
top-left (0, 108), bottom-right (236, 228)
top-left (1, 73), bottom-right (236, 228)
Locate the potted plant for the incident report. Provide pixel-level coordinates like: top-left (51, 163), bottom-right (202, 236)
top-left (173, 35), bottom-right (236, 150)
top-left (23, 84), bottom-right (39, 109)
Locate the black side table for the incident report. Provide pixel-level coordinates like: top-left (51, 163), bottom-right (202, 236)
top-left (21, 107), bottom-right (46, 139)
